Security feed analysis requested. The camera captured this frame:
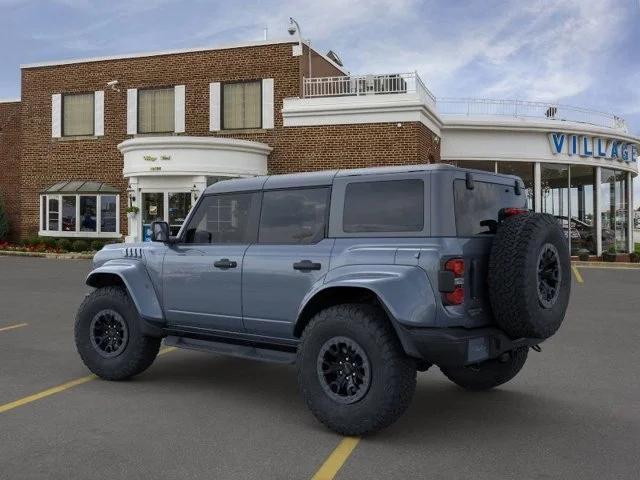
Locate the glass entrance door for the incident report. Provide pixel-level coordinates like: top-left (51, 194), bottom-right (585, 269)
top-left (141, 191), bottom-right (192, 241)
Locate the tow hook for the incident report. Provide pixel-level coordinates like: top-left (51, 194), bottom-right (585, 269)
top-left (531, 344), bottom-right (542, 353)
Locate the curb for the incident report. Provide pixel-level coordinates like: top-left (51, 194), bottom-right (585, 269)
top-left (0, 250), bottom-right (94, 260)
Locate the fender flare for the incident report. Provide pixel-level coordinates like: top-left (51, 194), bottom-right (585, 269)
top-left (295, 265), bottom-right (438, 357)
top-left (86, 259), bottom-right (165, 336)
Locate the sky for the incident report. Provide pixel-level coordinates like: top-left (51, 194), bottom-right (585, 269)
top-left (0, 0), bottom-right (638, 130)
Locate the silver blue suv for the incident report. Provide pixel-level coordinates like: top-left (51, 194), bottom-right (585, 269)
top-left (75, 164), bottom-right (571, 435)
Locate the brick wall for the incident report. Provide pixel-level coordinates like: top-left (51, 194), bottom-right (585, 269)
top-left (16, 41), bottom-right (440, 239)
top-left (0, 101), bottom-right (21, 240)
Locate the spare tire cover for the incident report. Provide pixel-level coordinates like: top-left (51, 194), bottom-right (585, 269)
top-left (488, 213), bottom-right (571, 339)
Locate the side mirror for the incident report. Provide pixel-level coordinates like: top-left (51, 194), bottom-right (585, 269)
top-left (150, 221), bottom-right (170, 242)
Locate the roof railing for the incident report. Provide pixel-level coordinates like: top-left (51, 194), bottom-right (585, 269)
top-left (436, 97), bottom-right (628, 132)
top-left (302, 72), bottom-right (436, 107)
top-left (302, 74), bottom-right (628, 132)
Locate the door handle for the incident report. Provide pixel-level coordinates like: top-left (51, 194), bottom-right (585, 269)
top-left (293, 260), bottom-right (322, 271)
top-left (213, 258), bottom-right (237, 269)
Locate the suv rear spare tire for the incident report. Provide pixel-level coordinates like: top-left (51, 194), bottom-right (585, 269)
top-left (488, 212), bottom-right (570, 339)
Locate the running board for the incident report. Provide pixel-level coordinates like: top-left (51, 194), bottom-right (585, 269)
top-left (164, 335), bottom-right (296, 365)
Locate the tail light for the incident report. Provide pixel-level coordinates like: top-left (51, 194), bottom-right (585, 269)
top-left (498, 207), bottom-right (529, 222)
top-left (440, 258), bottom-right (465, 305)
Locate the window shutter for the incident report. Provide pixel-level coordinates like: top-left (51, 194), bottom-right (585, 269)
top-left (209, 82), bottom-right (221, 131)
top-left (51, 94), bottom-right (62, 138)
top-left (94, 90), bottom-right (104, 136)
top-left (262, 78), bottom-right (274, 129)
top-left (174, 85), bottom-right (185, 133)
top-left (126, 88), bottom-right (137, 135)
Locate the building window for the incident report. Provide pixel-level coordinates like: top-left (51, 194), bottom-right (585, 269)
top-left (40, 184), bottom-right (120, 238)
top-left (497, 162), bottom-right (534, 209)
top-left (63, 93), bottom-right (94, 136)
top-left (138, 88), bottom-right (175, 133)
top-left (569, 165), bottom-right (596, 255)
top-left (222, 81), bottom-right (261, 130)
top-left (601, 168), bottom-right (629, 253)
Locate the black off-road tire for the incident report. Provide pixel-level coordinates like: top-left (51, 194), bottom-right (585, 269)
top-left (488, 213), bottom-right (571, 339)
top-left (441, 347), bottom-right (528, 391)
top-left (75, 286), bottom-right (161, 380)
top-left (297, 304), bottom-right (416, 436)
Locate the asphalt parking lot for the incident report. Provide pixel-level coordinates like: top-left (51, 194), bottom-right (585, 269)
top-left (1, 257), bottom-right (639, 479)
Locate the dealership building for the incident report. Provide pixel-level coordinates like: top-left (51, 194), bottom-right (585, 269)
top-left (0, 38), bottom-right (638, 257)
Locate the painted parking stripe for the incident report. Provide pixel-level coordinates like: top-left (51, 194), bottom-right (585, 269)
top-left (0, 323), bottom-right (28, 333)
top-left (311, 437), bottom-right (360, 480)
top-left (571, 266), bottom-right (584, 284)
top-left (0, 346), bottom-right (176, 415)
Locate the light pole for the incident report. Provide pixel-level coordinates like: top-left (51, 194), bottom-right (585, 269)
top-left (288, 17), bottom-right (312, 79)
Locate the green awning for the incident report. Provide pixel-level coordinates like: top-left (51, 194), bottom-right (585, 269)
top-left (41, 180), bottom-right (120, 194)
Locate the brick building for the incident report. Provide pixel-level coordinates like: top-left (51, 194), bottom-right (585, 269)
top-left (0, 39), bottom-right (440, 243)
top-left (1, 37), bottom-right (638, 255)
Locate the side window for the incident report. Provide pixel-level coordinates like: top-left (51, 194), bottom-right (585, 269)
top-left (259, 188), bottom-right (329, 244)
top-left (343, 179), bottom-right (424, 233)
top-left (183, 193), bottom-right (256, 244)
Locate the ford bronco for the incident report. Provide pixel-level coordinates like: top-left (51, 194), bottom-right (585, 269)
top-left (75, 164), bottom-right (570, 435)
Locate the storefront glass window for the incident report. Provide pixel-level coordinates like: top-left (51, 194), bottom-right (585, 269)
top-left (497, 162), bottom-right (534, 209)
top-left (168, 192), bottom-right (192, 236)
top-left (456, 160), bottom-right (496, 173)
top-left (100, 195), bottom-right (117, 233)
top-left (541, 164), bottom-right (569, 243)
top-left (601, 169), bottom-right (628, 253)
top-left (62, 196), bottom-right (76, 232)
top-left (568, 166), bottom-right (596, 254)
top-left (80, 196), bottom-right (97, 232)
top-left (142, 193), bottom-right (165, 242)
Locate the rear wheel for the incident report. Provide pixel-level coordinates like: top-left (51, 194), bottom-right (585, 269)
top-left (75, 286), bottom-right (161, 380)
top-left (441, 347), bottom-right (528, 391)
top-left (297, 304), bottom-right (416, 436)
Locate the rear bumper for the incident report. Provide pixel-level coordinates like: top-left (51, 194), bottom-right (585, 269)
top-left (402, 326), bottom-right (542, 367)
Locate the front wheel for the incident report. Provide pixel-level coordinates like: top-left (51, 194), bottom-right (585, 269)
top-left (75, 286), bottom-right (161, 380)
top-left (440, 347), bottom-right (528, 391)
top-left (296, 304), bottom-right (416, 436)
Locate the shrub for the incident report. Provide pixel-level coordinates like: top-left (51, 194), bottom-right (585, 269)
top-left (630, 252), bottom-right (640, 263)
top-left (71, 239), bottom-right (89, 252)
top-left (22, 235), bottom-right (40, 247)
top-left (90, 240), bottom-right (105, 251)
top-left (57, 238), bottom-right (72, 252)
top-left (39, 236), bottom-right (57, 248)
top-left (0, 193), bottom-right (9, 241)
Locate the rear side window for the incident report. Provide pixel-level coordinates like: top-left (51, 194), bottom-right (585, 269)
top-left (259, 188), bottom-right (329, 244)
top-left (454, 179), bottom-right (525, 235)
top-left (343, 179), bottom-right (424, 233)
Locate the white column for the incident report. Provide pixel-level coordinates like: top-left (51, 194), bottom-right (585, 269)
top-left (51, 94), bottom-right (62, 138)
top-left (628, 171), bottom-right (633, 253)
top-left (174, 85), bottom-right (186, 133)
top-left (534, 162), bottom-right (541, 212)
top-left (595, 167), bottom-right (602, 256)
top-left (125, 177), bottom-right (139, 243)
top-left (126, 89), bottom-right (138, 135)
top-left (94, 90), bottom-right (104, 136)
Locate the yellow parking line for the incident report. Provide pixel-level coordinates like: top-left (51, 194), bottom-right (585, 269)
top-left (571, 265), bottom-right (584, 284)
top-left (0, 323), bottom-right (28, 333)
top-left (0, 346), bottom-right (176, 415)
top-left (311, 437), bottom-right (361, 480)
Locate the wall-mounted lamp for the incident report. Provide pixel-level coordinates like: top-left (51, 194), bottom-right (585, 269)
top-left (127, 185), bottom-right (136, 203)
top-left (433, 134), bottom-right (441, 145)
top-left (191, 184), bottom-right (200, 202)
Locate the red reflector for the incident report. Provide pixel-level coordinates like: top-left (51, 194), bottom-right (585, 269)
top-left (445, 287), bottom-right (465, 305)
top-left (445, 258), bottom-right (465, 277)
